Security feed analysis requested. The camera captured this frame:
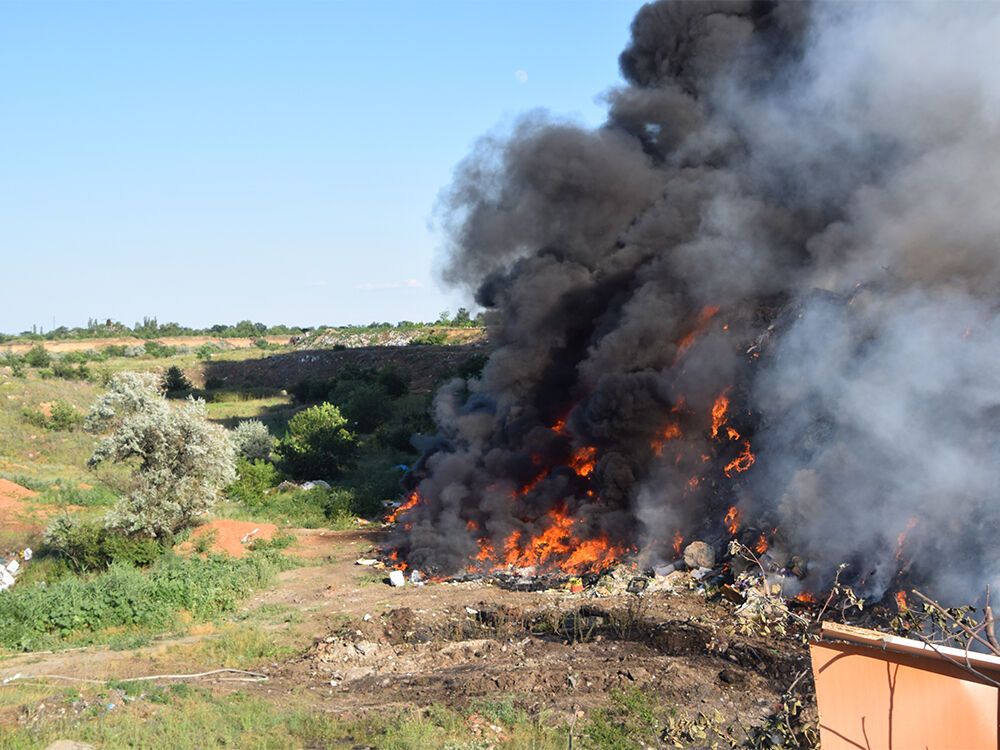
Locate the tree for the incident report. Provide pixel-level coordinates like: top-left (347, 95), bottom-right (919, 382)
top-left (278, 403), bottom-right (356, 479)
top-left (85, 372), bottom-right (235, 539)
top-left (162, 365), bottom-right (192, 396)
top-left (452, 307), bottom-right (472, 327)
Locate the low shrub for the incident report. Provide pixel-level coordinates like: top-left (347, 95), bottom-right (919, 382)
top-left (50, 360), bottom-right (91, 381)
top-left (24, 344), bottom-right (51, 367)
top-left (196, 343), bottom-right (222, 360)
top-left (3, 353), bottom-right (26, 378)
top-left (0, 549), bottom-right (287, 651)
top-left (21, 400), bottom-right (83, 431)
top-left (143, 341), bottom-right (176, 358)
top-left (408, 330), bottom-right (447, 346)
top-left (231, 420), bottom-right (275, 461)
top-left (49, 400), bottom-right (84, 430)
top-left (226, 458), bottom-right (281, 508)
top-left (43, 517), bottom-right (166, 572)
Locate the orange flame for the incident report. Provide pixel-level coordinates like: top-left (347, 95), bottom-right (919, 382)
top-left (388, 549), bottom-right (408, 571)
top-left (651, 422), bottom-right (682, 456)
top-left (726, 426), bottom-right (741, 441)
top-left (672, 530), bottom-right (684, 556)
top-left (674, 305), bottom-right (721, 361)
top-left (724, 441), bottom-right (755, 477)
top-left (895, 590), bottom-right (908, 611)
top-left (569, 446), bottom-right (597, 477)
top-left (895, 517), bottom-right (919, 561)
top-left (755, 532), bottom-right (769, 555)
top-left (711, 394), bottom-right (730, 439)
top-left (386, 491), bottom-right (420, 523)
top-left (476, 538), bottom-right (495, 562)
top-left (794, 591), bottom-right (817, 604)
top-left (687, 476), bottom-right (699, 489)
top-left (724, 506), bottom-right (741, 535)
top-left (497, 506), bottom-right (622, 574)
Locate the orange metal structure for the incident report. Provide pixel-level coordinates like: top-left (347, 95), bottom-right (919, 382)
top-left (810, 621), bottom-right (1000, 749)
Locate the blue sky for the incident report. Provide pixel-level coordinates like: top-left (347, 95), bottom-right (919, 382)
top-left (0, 0), bottom-right (640, 333)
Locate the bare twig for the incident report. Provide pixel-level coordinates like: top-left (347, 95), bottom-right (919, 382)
top-left (911, 589), bottom-right (999, 657)
top-left (985, 586), bottom-right (1000, 653)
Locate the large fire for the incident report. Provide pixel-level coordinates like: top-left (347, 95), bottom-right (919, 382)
top-left (386, 339), bottom-right (769, 578)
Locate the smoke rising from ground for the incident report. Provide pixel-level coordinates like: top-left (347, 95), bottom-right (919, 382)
top-left (396, 0), bottom-right (1000, 601)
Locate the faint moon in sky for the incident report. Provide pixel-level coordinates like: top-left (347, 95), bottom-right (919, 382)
top-left (514, 69), bottom-right (529, 83)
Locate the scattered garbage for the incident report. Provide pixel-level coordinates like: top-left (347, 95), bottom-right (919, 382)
top-left (409, 570), bottom-right (424, 586)
top-left (0, 548), bottom-right (33, 592)
top-left (355, 558), bottom-right (380, 567)
top-left (388, 570), bottom-right (406, 587)
top-left (300, 480), bottom-right (331, 491)
top-left (239, 529), bottom-right (261, 546)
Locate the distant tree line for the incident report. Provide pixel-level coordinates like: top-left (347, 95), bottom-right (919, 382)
top-left (0, 310), bottom-right (485, 343)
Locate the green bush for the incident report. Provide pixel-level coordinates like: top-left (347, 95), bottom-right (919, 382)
top-left (3, 353), bottom-right (26, 378)
top-left (227, 458), bottom-right (281, 508)
top-left (49, 400), bottom-right (84, 430)
top-left (0, 550), bottom-right (286, 651)
top-left (143, 340), bottom-right (176, 358)
top-left (21, 399), bottom-right (83, 431)
top-left (277, 403), bottom-right (356, 479)
top-left (43, 517), bottom-right (166, 572)
top-left (24, 344), bottom-right (51, 367)
top-left (341, 383), bottom-right (392, 432)
top-left (196, 343), bottom-right (222, 360)
top-left (408, 330), bottom-right (448, 346)
top-left (340, 449), bottom-right (405, 518)
top-left (49, 360), bottom-right (91, 381)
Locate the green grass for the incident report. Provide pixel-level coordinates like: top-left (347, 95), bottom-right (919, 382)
top-left (165, 623), bottom-right (299, 669)
top-left (0, 374), bottom-right (102, 485)
top-left (0, 549), bottom-right (293, 653)
top-left (205, 393), bottom-right (298, 432)
top-left (0, 690), bottom-right (572, 750)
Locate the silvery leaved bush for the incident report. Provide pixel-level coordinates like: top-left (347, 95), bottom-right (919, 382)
top-left (86, 372), bottom-right (236, 539)
top-left (231, 419), bottom-right (275, 462)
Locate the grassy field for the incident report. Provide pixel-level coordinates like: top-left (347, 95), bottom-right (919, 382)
top-left (0, 687), bottom-right (572, 750)
top-left (0, 374), bottom-right (102, 486)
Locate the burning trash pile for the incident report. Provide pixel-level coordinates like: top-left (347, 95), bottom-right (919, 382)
top-left (386, 0), bottom-right (1000, 608)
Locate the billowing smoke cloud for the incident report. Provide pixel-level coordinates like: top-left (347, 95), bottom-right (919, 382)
top-left (393, 0), bottom-right (1000, 602)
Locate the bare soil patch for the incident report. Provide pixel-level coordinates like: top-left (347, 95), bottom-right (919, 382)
top-left (0, 479), bottom-right (42, 535)
top-left (180, 519), bottom-right (278, 557)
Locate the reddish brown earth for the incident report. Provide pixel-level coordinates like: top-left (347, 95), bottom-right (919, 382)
top-left (0, 479), bottom-right (42, 534)
top-left (180, 519), bottom-right (278, 557)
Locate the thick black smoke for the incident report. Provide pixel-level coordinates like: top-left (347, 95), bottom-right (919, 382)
top-left (394, 0), bottom-right (1000, 601)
